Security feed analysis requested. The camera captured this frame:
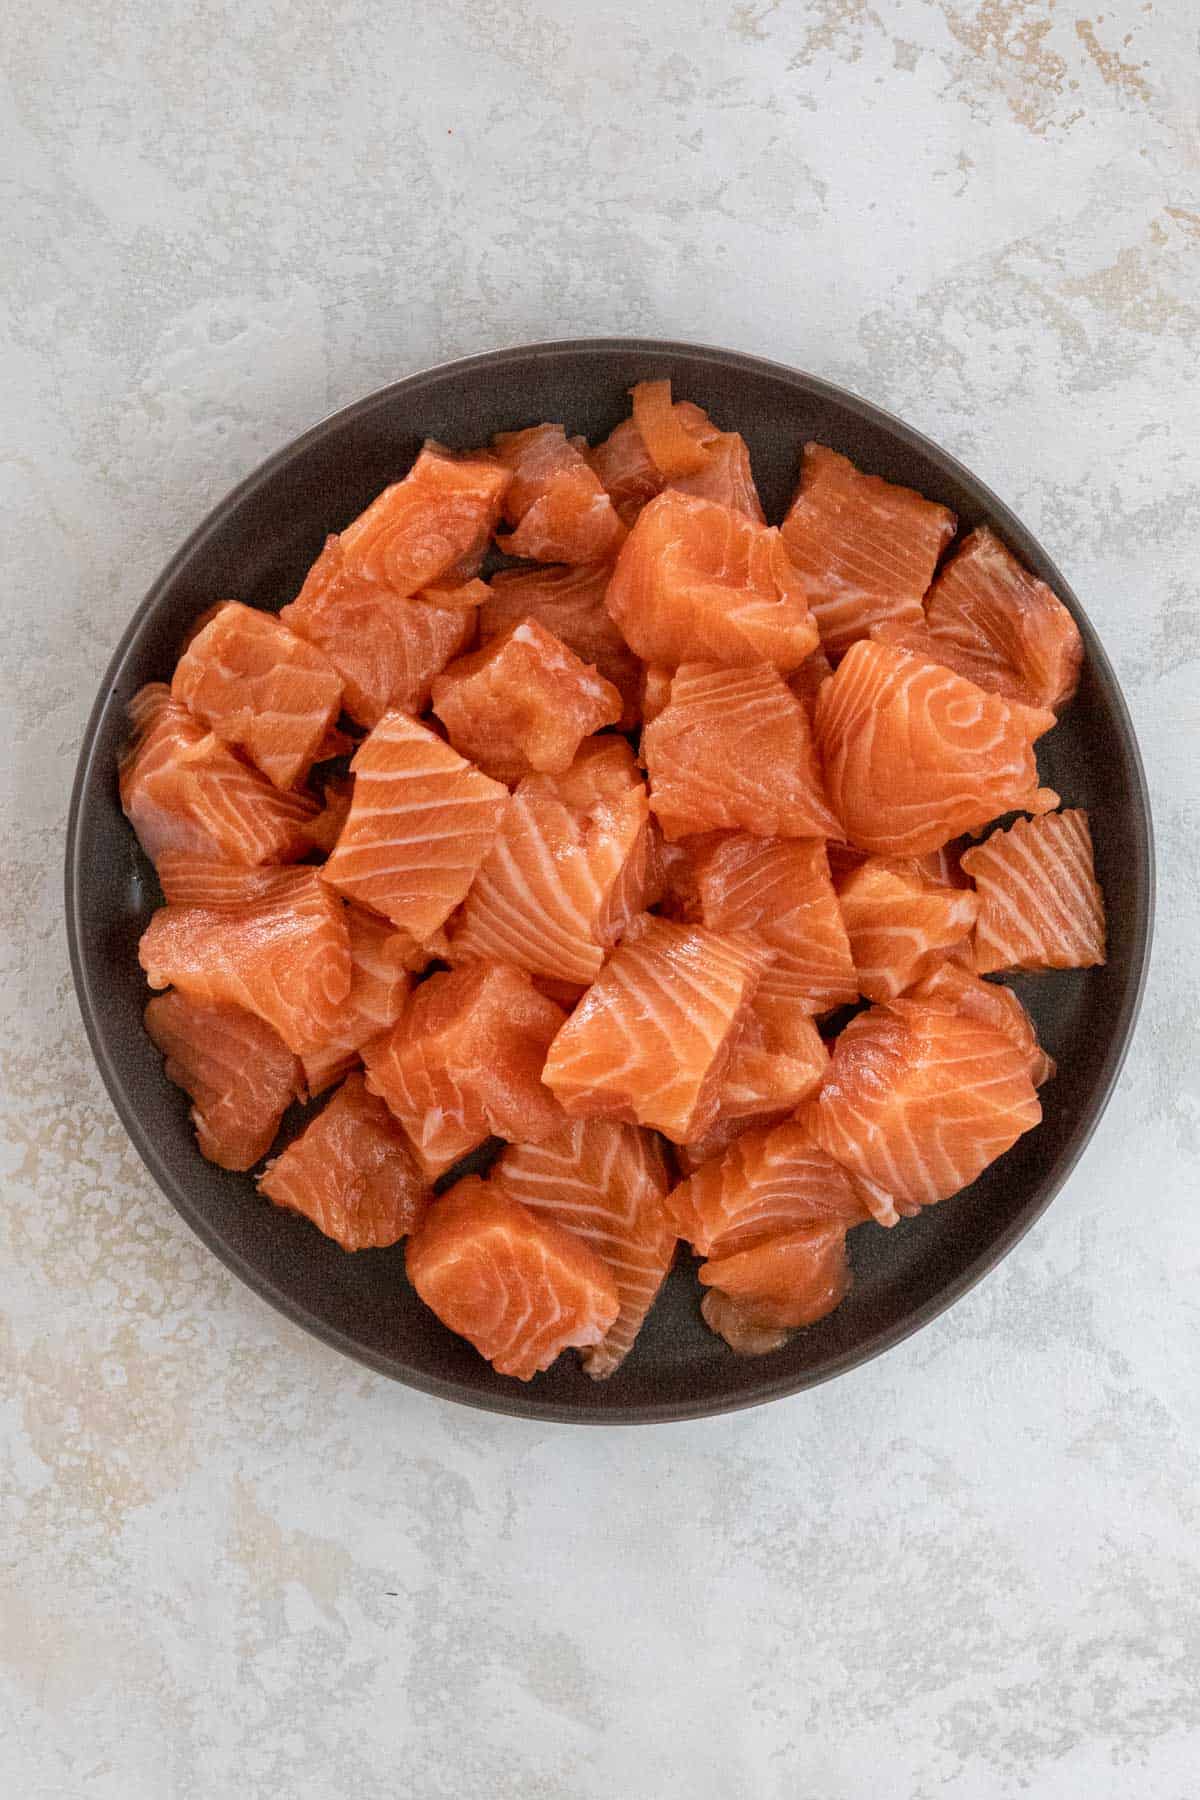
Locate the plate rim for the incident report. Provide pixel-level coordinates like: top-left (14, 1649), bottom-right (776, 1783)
top-left (64, 335), bottom-right (1156, 1424)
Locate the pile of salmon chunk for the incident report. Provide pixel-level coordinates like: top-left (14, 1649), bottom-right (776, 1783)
top-left (120, 381), bottom-right (1105, 1380)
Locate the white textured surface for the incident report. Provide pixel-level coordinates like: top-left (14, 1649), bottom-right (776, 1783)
top-left (2, 3), bottom-right (1197, 1794)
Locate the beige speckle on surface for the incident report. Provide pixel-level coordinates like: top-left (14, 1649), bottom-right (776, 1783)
top-left (2, 1), bottom-right (1198, 1794)
top-left (1074, 15), bottom-right (1153, 104)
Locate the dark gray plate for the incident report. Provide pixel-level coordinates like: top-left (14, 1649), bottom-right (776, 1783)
top-left (65, 338), bottom-right (1153, 1423)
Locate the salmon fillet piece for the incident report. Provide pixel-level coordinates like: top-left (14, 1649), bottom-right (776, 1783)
top-left (699, 1222), bottom-right (851, 1342)
top-left (643, 663), bottom-right (840, 841)
top-left (406, 1177), bottom-right (620, 1380)
top-left (924, 527), bottom-right (1083, 712)
top-left (960, 809), bottom-right (1106, 974)
top-left (492, 424), bottom-right (626, 564)
top-left (138, 867), bottom-right (352, 1055)
top-left (630, 380), bottom-right (713, 478)
top-left (170, 601), bottom-right (343, 792)
top-left (153, 861), bottom-right (436, 1031)
top-left (281, 536), bottom-right (475, 728)
top-left (670, 428), bottom-right (765, 523)
top-left (120, 685), bottom-right (318, 867)
top-left (666, 1117), bottom-right (875, 1257)
top-left (338, 445), bottom-right (509, 596)
top-left (605, 490), bottom-right (819, 671)
top-left (590, 389), bottom-right (764, 523)
top-left (719, 1000), bottom-right (830, 1122)
top-left (587, 416), bottom-right (668, 528)
top-left (672, 832), bottom-right (859, 1017)
top-left (814, 638), bottom-right (1058, 856)
top-left (542, 914), bottom-right (769, 1144)
top-left (259, 1071), bottom-right (428, 1250)
top-left (479, 563), bottom-right (642, 730)
top-left (780, 443), bottom-right (956, 657)
top-left (144, 989), bottom-right (303, 1170)
top-left (363, 963), bottom-right (567, 1179)
top-left (448, 745), bottom-right (656, 986)
top-left (298, 902), bottom-right (414, 1097)
top-left (836, 855), bottom-right (979, 1001)
top-left (432, 617), bottom-right (623, 784)
top-left (321, 711), bottom-right (509, 938)
top-left (806, 998), bottom-right (1042, 1214)
top-left (907, 962), bottom-right (1055, 1086)
top-left (494, 1119), bottom-right (675, 1378)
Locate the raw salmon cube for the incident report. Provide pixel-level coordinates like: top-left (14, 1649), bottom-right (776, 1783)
top-left (542, 914), bottom-right (769, 1144)
top-left (431, 617), bottom-right (623, 784)
top-left (170, 601), bottom-right (343, 791)
top-left (605, 490), bottom-right (819, 671)
top-left (144, 989), bottom-right (303, 1170)
top-left (322, 711), bottom-right (509, 939)
top-left (836, 855), bottom-right (979, 1001)
top-left (492, 424), bottom-right (626, 564)
top-left (906, 962), bottom-right (1055, 1086)
top-left (924, 527), bottom-right (1083, 713)
top-left (448, 745), bottom-right (656, 985)
top-left (362, 963), bottom-right (568, 1179)
top-left (406, 1177), bottom-right (620, 1381)
top-left (699, 1222), bottom-right (850, 1339)
top-left (138, 868), bottom-right (352, 1055)
top-left (120, 685), bottom-right (318, 868)
top-left (806, 998), bottom-right (1042, 1213)
top-left (642, 663), bottom-right (839, 841)
top-left (258, 1071), bottom-right (428, 1251)
top-left (281, 536), bottom-right (475, 728)
top-left (780, 443), bottom-right (957, 657)
top-left (494, 1119), bottom-right (676, 1378)
top-left (151, 861), bottom-right (435, 1029)
top-left (676, 833), bottom-right (859, 1017)
top-left (814, 638), bottom-right (1058, 857)
top-left (338, 445), bottom-right (509, 596)
top-left (666, 1118), bottom-right (875, 1257)
top-left (960, 809), bottom-right (1106, 974)
top-left (479, 563), bottom-right (642, 729)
